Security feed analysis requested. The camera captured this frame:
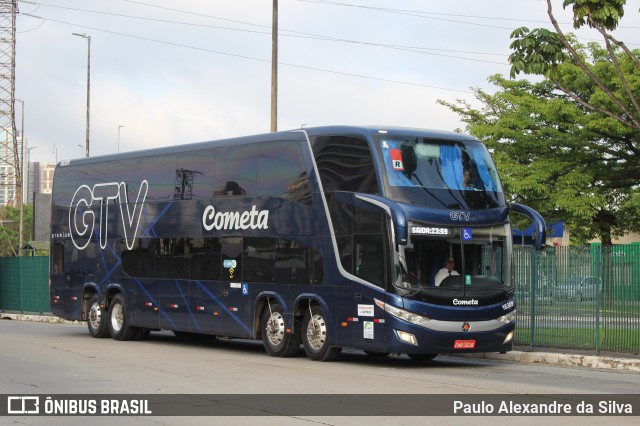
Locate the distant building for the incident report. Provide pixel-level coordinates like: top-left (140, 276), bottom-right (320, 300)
top-left (33, 162), bottom-right (55, 195)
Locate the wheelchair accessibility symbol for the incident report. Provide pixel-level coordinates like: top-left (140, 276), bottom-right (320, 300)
top-left (462, 228), bottom-right (473, 241)
top-left (242, 283), bottom-right (249, 296)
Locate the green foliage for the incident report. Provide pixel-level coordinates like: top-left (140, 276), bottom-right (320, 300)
top-left (439, 71), bottom-right (639, 244)
top-left (563, 0), bottom-right (626, 30)
top-left (441, 0), bottom-right (639, 244)
top-left (509, 27), bottom-right (567, 78)
top-left (0, 205), bottom-right (33, 257)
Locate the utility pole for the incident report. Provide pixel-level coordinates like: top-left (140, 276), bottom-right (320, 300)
top-left (271, 0), bottom-right (278, 132)
top-left (73, 32), bottom-right (91, 157)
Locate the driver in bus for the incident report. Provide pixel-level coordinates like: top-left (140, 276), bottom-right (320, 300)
top-left (434, 258), bottom-right (459, 286)
top-left (463, 169), bottom-right (474, 189)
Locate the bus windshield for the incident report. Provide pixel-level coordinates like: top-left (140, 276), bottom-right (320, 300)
top-left (395, 224), bottom-right (513, 298)
top-left (375, 135), bottom-right (505, 209)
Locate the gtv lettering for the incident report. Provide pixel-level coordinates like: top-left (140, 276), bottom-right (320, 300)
top-left (69, 180), bottom-right (148, 250)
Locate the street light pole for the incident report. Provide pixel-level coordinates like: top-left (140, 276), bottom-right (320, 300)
top-left (73, 32), bottom-right (91, 158)
top-left (25, 146), bottom-right (36, 201)
top-left (117, 125), bottom-right (125, 152)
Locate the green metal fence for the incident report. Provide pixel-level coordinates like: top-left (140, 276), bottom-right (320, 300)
top-left (0, 256), bottom-right (50, 314)
top-left (515, 243), bottom-right (640, 354)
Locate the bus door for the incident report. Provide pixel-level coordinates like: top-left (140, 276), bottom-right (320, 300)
top-left (350, 235), bottom-right (388, 352)
top-left (217, 236), bottom-right (252, 338)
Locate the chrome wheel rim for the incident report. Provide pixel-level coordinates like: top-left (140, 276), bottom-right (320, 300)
top-left (89, 302), bottom-right (101, 330)
top-left (266, 311), bottom-right (285, 348)
top-left (110, 303), bottom-right (123, 333)
top-left (306, 314), bottom-right (327, 351)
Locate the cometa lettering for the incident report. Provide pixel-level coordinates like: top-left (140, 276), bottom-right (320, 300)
top-left (452, 298), bottom-right (479, 306)
top-left (202, 205), bottom-right (269, 231)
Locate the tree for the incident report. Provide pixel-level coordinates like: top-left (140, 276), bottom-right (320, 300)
top-left (0, 205), bottom-right (33, 256)
top-left (440, 0), bottom-right (639, 244)
top-left (509, 0), bottom-right (639, 131)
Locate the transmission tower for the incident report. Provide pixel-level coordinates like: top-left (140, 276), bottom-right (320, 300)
top-left (0, 1), bottom-right (19, 207)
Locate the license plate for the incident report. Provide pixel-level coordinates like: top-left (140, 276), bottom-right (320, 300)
top-left (454, 339), bottom-right (476, 349)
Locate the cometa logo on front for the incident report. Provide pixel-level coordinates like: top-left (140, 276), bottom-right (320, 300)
top-left (452, 299), bottom-right (479, 306)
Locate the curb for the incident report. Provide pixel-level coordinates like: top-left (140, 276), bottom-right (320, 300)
top-left (0, 313), bottom-right (80, 325)
top-left (455, 350), bottom-right (640, 373)
top-left (3, 313), bottom-right (639, 372)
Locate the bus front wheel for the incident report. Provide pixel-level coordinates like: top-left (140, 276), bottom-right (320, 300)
top-left (86, 294), bottom-right (110, 338)
top-left (302, 305), bottom-right (341, 361)
top-left (107, 294), bottom-right (139, 341)
top-left (261, 303), bottom-right (301, 357)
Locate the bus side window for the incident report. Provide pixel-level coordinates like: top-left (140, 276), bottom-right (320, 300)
top-left (52, 243), bottom-right (64, 274)
top-left (214, 144), bottom-right (259, 196)
top-left (354, 235), bottom-right (385, 288)
top-left (311, 135), bottom-right (379, 194)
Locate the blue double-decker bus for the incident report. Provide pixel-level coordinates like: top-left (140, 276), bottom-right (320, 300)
top-left (50, 126), bottom-right (545, 361)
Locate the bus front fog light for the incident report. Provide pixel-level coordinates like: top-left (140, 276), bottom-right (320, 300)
top-left (503, 331), bottom-right (514, 344)
top-left (396, 330), bottom-right (418, 346)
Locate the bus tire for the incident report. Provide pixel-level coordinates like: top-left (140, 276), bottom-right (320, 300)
top-left (134, 328), bottom-right (151, 341)
top-left (302, 305), bottom-right (341, 361)
top-left (107, 294), bottom-right (139, 341)
top-left (408, 353), bottom-right (438, 362)
top-left (86, 294), bottom-right (110, 338)
top-left (261, 303), bottom-right (301, 357)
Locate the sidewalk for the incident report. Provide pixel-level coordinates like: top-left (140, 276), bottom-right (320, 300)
top-left (3, 312), bottom-right (639, 373)
top-left (456, 347), bottom-right (640, 373)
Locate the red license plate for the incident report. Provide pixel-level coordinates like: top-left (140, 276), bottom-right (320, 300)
top-left (454, 339), bottom-right (476, 349)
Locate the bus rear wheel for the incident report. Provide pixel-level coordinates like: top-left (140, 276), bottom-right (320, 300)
top-left (107, 294), bottom-right (139, 341)
top-left (261, 303), bottom-right (301, 357)
top-left (86, 294), bottom-right (110, 338)
top-left (302, 305), bottom-right (341, 361)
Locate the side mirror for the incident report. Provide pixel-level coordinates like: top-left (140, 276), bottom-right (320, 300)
top-left (510, 203), bottom-right (546, 250)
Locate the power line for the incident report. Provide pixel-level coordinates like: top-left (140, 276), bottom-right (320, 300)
top-left (298, 0), bottom-right (640, 30)
top-left (17, 0), bottom-right (508, 62)
top-left (22, 13), bottom-right (474, 94)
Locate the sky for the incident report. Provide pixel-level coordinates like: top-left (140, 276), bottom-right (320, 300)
top-left (14, 0), bottom-right (640, 164)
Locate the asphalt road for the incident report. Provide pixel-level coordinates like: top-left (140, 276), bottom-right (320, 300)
top-left (1, 320), bottom-right (638, 425)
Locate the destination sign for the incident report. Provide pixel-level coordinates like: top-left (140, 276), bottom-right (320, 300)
top-left (410, 226), bottom-right (450, 236)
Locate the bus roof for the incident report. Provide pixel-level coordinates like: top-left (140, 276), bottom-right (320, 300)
top-left (58, 125), bottom-right (478, 167)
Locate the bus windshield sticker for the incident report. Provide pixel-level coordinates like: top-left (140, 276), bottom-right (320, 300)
top-left (230, 282), bottom-right (241, 289)
top-left (390, 149), bottom-right (404, 170)
top-left (242, 283), bottom-right (249, 296)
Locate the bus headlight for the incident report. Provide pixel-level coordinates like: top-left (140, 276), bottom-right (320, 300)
top-left (374, 298), bottom-right (432, 328)
top-left (395, 330), bottom-right (418, 346)
top-left (503, 331), bottom-right (514, 344)
top-left (497, 310), bottom-right (516, 324)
